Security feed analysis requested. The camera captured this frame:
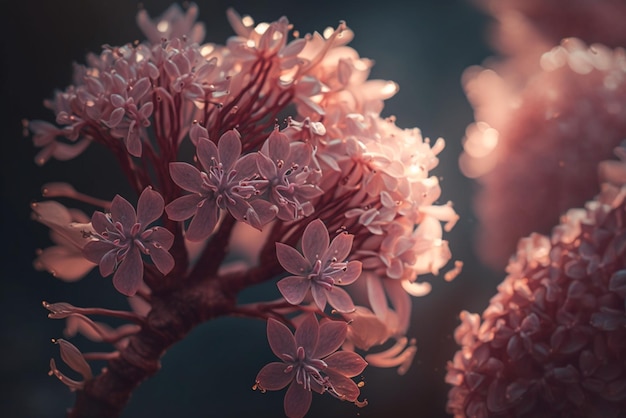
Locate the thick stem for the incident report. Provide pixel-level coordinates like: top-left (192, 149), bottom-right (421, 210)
top-left (67, 278), bottom-right (236, 418)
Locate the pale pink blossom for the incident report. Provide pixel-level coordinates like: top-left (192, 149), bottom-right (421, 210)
top-left (447, 145), bottom-right (626, 418)
top-left (475, 0), bottom-right (626, 49)
top-left (27, 119), bottom-right (91, 166)
top-left (462, 39), bottom-right (626, 268)
top-left (276, 219), bottom-right (361, 313)
top-left (136, 2), bottom-right (205, 45)
top-left (31, 201), bottom-right (96, 281)
top-left (166, 130), bottom-right (275, 241)
top-left (84, 187), bottom-right (174, 296)
top-left (255, 128), bottom-right (323, 221)
top-left (255, 315), bottom-right (367, 418)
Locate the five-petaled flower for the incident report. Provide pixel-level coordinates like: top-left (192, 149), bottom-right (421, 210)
top-left (276, 219), bottom-right (362, 313)
top-left (256, 315), bottom-right (367, 418)
top-left (83, 187), bottom-right (174, 296)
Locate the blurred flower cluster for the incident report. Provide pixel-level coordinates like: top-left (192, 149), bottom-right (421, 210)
top-left (447, 142), bottom-right (626, 418)
top-left (461, 0), bottom-right (626, 268)
top-left (449, 1), bottom-right (626, 417)
top-left (27, 3), bottom-right (458, 417)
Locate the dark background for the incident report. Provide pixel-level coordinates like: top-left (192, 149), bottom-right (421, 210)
top-left (0, 1), bottom-right (499, 417)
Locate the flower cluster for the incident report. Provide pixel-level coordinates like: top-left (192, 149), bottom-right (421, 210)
top-left (28, 3), bottom-right (458, 417)
top-left (446, 143), bottom-right (626, 418)
top-left (474, 0), bottom-right (626, 49)
top-left (460, 2), bottom-right (626, 268)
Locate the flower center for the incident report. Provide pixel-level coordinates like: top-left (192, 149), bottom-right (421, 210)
top-left (289, 346), bottom-right (327, 391)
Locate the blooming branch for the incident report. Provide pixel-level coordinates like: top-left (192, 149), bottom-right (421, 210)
top-left (27, 3), bottom-right (459, 417)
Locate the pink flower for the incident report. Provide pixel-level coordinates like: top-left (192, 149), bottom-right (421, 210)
top-left (136, 2), bottom-right (205, 45)
top-left (31, 200), bottom-right (96, 281)
top-left (165, 129), bottom-right (274, 241)
top-left (255, 315), bottom-right (367, 418)
top-left (256, 128), bottom-right (323, 221)
top-left (83, 187), bottom-right (174, 296)
top-left (461, 39), bottom-right (626, 269)
top-left (105, 77), bottom-right (154, 157)
top-left (27, 119), bottom-right (91, 166)
top-left (276, 219), bottom-right (362, 313)
top-left (475, 0), bottom-right (626, 48)
top-left (446, 146), bottom-right (626, 418)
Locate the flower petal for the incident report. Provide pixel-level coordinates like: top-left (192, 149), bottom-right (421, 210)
top-left (315, 321), bottom-right (347, 359)
top-left (112, 247), bottom-right (143, 296)
top-left (35, 246), bottom-right (95, 281)
top-left (189, 123), bottom-right (209, 146)
top-left (277, 276), bottom-right (310, 305)
top-left (249, 199), bottom-right (278, 226)
top-left (91, 211), bottom-right (111, 234)
top-left (267, 129), bottom-right (290, 162)
top-left (124, 125), bottom-right (142, 157)
top-left (366, 274), bottom-right (388, 319)
top-left (225, 196), bottom-right (252, 222)
top-left (148, 245), bottom-right (174, 275)
top-left (326, 233), bottom-right (354, 263)
top-left (233, 152), bottom-right (259, 179)
top-left (196, 138), bottom-right (219, 172)
top-left (295, 314), bottom-right (319, 353)
top-left (83, 240), bottom-right (115, 264)
top-left (136, 187), bottom-right (164, 226)
top-left (325, 370), bottom-right (360, 401)
top-left (218, 130), bottom-right (242, 171)
top-left (111, 195), bottom-right (137, 230)
top-left (130, 77), bottom-right (151, 102)
top-left (324, 351), bottom-right (367, 377)
top-left (149, 226), bottom-right (174, 249)
top-left (56, 339), bottom-right (93, 380)
top-left (105, 107), bottom-right (125, 128)
top-left (302, 219), bottom-right (329, 263)
top-left (311, 284), bottom-right (328, 312)
top-left (165, 194), bottom-right (203, 222)
top-left (99, 249), bottom-right (117, 277)
top-left (169, 162), bottom-right (205, 194)
top-left (256, 362), bottom-right (294, 391)
top-left (185, 199), bottom-right (219, 241)
top-left (284, 381), bottom-right (312, 418)
top-left (267, 319), bottom-right (296, 360)
top-left (276, 243), bottom-right (309, 275)
top-left (326, 286), bottom-right (355, 313)
top-left (337, 261), bottom-right (362, 286)
top-left (288, 142), bottom-right (312, 168)
top-left (256, 151), bottom-right (278, 179)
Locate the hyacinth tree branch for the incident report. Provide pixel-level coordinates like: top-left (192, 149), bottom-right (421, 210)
top-left (28, 4), bottom-right (460, 418)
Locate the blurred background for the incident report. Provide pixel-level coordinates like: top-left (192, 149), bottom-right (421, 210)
top-left (0, 0), bottom-right (498, 416)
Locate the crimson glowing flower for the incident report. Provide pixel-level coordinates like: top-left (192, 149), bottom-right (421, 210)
top-left (446, 145), bottom-right (626, 418)
top-left (276, 219), bottom-right (362, 313)
top-left (83, 187), bottom-right (174, 296)
top-left (255, 315), bottom-right (367, 418)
